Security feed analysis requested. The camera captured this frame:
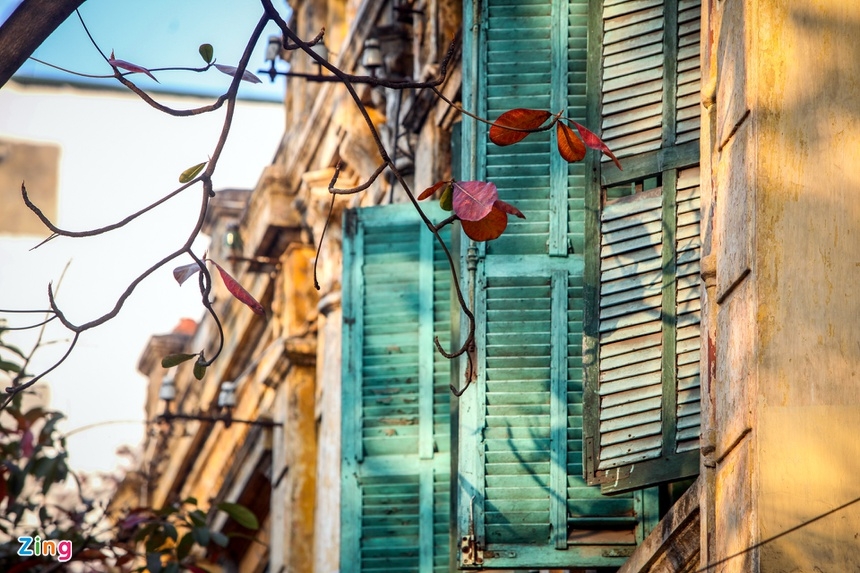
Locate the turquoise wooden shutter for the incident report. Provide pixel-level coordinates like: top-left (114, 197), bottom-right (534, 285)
top-left (341, 204), bottom-right (452, 573)
top-left (582, 0), bottom-right (702, 494)
top-left (457, 0), bottom-right (658, 568)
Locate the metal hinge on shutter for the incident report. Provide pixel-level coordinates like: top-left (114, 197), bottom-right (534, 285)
top-left (460, 497), bottom-right (484, 567)
top-left (459, 497), bottom-right (518, 566)
top-left (460, 534), bottom-right (484, 567)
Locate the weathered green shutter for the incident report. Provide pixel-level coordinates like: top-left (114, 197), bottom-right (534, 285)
top-left (582, 0), bottom-right (702, 494)
top-left (457, 0), bottom-right (658, 567)
top-left (341, 204), bottom-right (452, 573)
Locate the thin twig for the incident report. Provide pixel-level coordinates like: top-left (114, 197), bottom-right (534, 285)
top-left (262, 1), bottom-right (478, 389)
top-left (2, 332), bottom-right (80, 408)
top-left (22, 180), bottom-right (200, 240)
top-left (329, 163), bottom-right (387, 194)
top-left (0, 316), bottom-right (57, 331)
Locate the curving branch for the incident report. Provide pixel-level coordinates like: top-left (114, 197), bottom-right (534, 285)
top-left (0, 0), bottom-right (87, 88)
top-left (4, 12), bottom-right (273, 403)
top-left (1, 332), bottom-right (79, 408)
top-left (5, 0), bottom-right (486, 400)
top-left (22, 180), bottom-right (201, 240)
top-left (260, 0), bottom-right (479, 392)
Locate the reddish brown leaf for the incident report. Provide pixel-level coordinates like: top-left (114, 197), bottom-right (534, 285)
top-left (417, 180), bottom-right (447, 200)
top-left (210, 260), bottom-right (265, 315)
top-left (573, 122), bottom-right (622, 170)
top-left (452, 180), bottom-right (498, 221)
top-left (493, 199), bottom-right (525, 219)
top-left (461, 207), bottom-right (508, 241)
top-left (489, 109), bottom-right (552, 146)
top-left (21, 429), bottom-right (34, 457)
top-left (556, 122), bottom-right (586, 163)
top-left (108, 52), bottom-right (159, 83)
top-left (0, 467), bottom-right (8, 504)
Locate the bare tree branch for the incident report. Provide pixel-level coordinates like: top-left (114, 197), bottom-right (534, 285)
top-left (0, 0), bottom-right (87, 88)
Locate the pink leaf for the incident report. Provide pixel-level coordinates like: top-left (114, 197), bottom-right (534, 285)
top-left (108, 53), bottom-right (159, 83)
top-left (21, 429), bottom-right (34, 457)
top-left (119, 512), bottom-right (151, 531)
top-left (214, 64), bottom-right (262, 84)
top-left (209, 260), bottom-right (265, 315)
top-left (173, 263), bottom-right (201, 286)
top-left (452, 180), bottom-right (498, 222)
top-left (573, 122), bottom-right (622, 170)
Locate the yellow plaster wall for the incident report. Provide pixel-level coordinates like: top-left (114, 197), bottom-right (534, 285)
top-left (753, 1), bottom-right (860, 569)
top-left (709, 0), bottom-right (860, 570)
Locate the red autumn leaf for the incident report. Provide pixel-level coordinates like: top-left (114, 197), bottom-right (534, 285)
top-left (214, 64), bottom-right (262, 84)
top-left (461, 206), bottom-right (508, 241)
top-left (21, 429), bottom-right (34, 457)
top-left (489, 108), bottom-right (552, 146)
top-left (108, 51), bottom-right (159, 82)
top-left (452, 180), bottom-right (498, 221)
top-left (556, 122), bottom-right (586, 163)
top-left (493, 199), bottom-right (525, 219)
top-left (0, 468), bottom-right (7, 504)
top-left (573, 122), bottom-right (622, 170)
top-left (209, 260), bottom-right (265, 315)
top-left (417, 180), bottom-right (448, 200)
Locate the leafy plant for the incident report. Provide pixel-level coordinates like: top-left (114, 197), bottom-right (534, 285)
top-left (0, 5), bottom-right (621, 400)
top-left (418, 107), bottom-right (620, 243)
top-left (0, 331), bottom-right (260, 572)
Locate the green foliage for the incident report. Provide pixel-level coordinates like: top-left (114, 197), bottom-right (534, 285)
top-left (0, 331), bottom-right (260, 572)
top-left (178, 161), bottom-right (207, 184)
top-left (198, 44), bottom-right (214, 64)
top-left (161, 353), bottom-right (197, 369)
top-left (216, 501), bottom-right (259, 530)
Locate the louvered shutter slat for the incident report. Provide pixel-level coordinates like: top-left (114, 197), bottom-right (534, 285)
top-left (583, 0), bottom-right (702, 494)
top-left (342, 205), bottom-right (451, 573)
top-left (601, 2), bottom-right (665, 159)
top-left (458, 0), bottom-right (658, 566)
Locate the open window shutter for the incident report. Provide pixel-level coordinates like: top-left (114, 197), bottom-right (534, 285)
top-left (341, 204), bottom-right (452, 572)
top-left (456, 0), bottom-right (658, 568)
top-left (583, 0), bottom-right (702, 494)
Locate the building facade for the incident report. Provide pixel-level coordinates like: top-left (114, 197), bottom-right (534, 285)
top-left (130, 0), bottom-right (860, 572)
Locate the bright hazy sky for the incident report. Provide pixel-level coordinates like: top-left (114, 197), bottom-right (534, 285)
top-left (2, 0), bottom-right (290, 100)
top-left (0, 1), bottom-right (289, 474)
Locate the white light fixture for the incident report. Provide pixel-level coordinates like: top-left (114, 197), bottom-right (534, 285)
top-left (361, 38), bottom-right (384, 74)
top-left (265, 35), bottom-right (282, 63)
top-left (217, 380), bottom-right (237, 409)
top-left (159, 376), bottom-right (176, 403)
top-left (309, 42), bottom-right (329, 64)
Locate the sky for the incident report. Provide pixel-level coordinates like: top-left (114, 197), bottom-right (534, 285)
top-left (1, 0), bottom-right (291, 101)
top-left (0, 0), bottom-right (290, 474)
